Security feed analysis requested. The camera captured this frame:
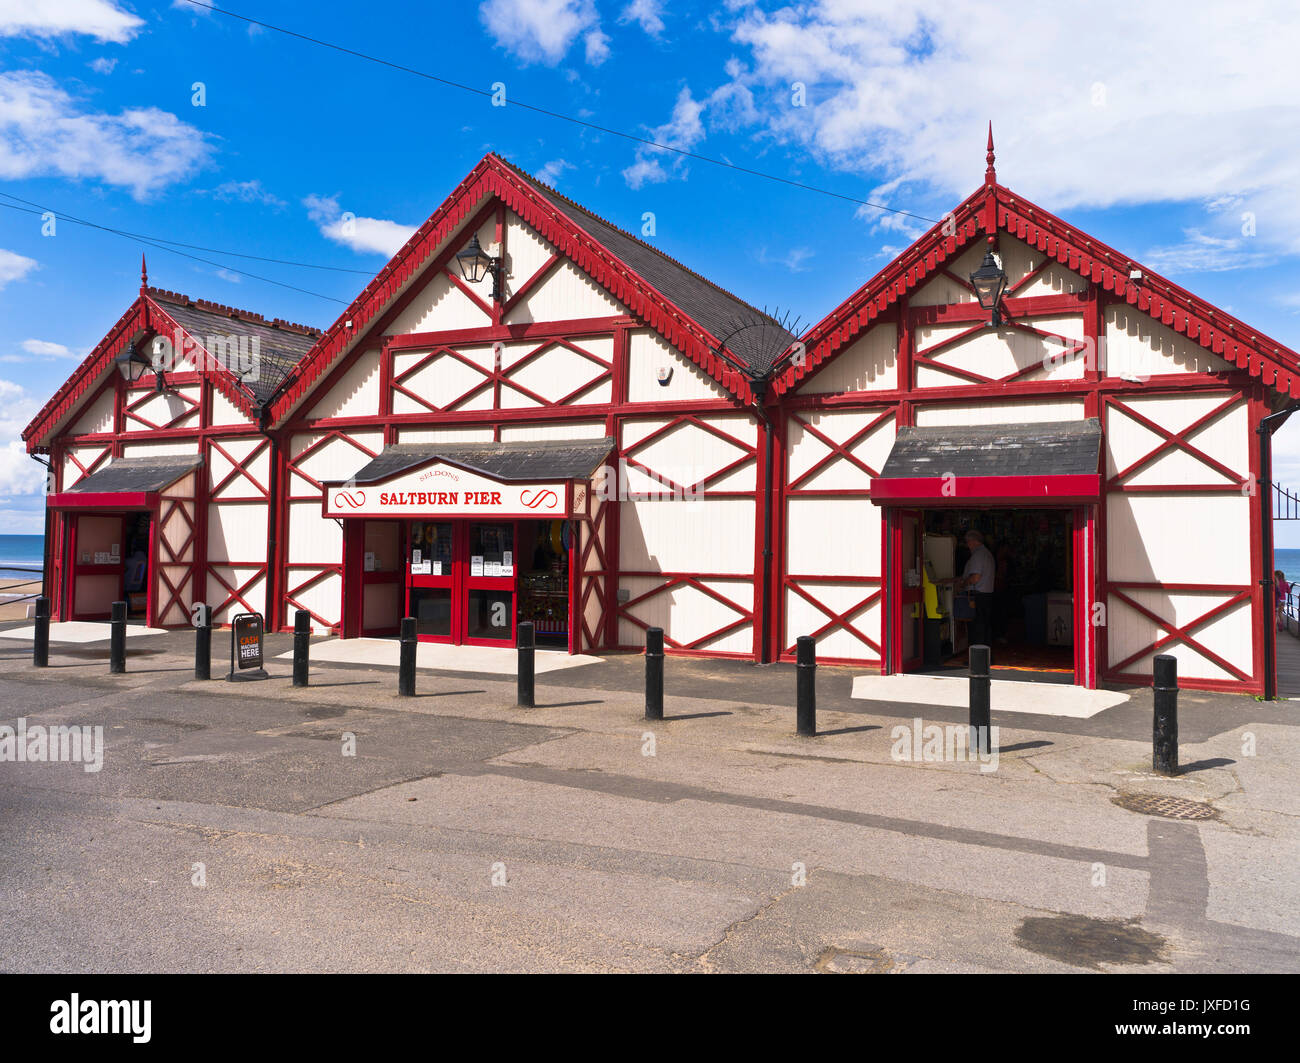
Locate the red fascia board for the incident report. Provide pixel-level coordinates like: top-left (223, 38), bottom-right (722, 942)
top-left (867, 474), bottom-right (1101, 506)
top-left (48, 491), bottom-right (159, 510)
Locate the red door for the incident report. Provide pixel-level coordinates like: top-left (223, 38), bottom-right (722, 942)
top-left (406, 520), bottom-right (455, 642)
top-left (463, 521), bottom-right (517, 646)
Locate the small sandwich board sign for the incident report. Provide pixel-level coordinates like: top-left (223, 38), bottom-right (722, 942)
top-left (227, 612), bottom-right (269, 682)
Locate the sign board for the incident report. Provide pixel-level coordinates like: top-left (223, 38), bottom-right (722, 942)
top-left (227, 612), bottom-right (269, 682)
top-left (324, 460), bottom-right (569, 520)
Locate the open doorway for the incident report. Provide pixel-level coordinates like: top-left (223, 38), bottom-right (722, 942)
top-left (919, 507), bottom-right (1075, 677)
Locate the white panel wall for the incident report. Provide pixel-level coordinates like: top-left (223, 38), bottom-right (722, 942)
top-left (499, 421), bottom-right (608, 442)
top-left (120, 440), bottom-right (201, 458)
top-left (1105, 306), bottom-right (1234, 379)
top-left (503, 260), bottom-right (623, 324)
top-left (798, 324), bottom-right (897, 394)
top-left (308, 348), bottom-right (381, 420)
top-left (627, 330), bottom-right (727, 402)
top-left (70, 388), bottom-right (115, 435)
top-left (915, 314), bottom-right (1086, 386)
top-left (913, 398), bottom-right (1086, 427)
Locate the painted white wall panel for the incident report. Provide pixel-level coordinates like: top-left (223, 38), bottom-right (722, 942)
top-left (503, 260), bottom-right (623, 325)
top-left (1106, 494), bottom-right (1250, 584)
top-left (785, 498), bottom-right (881, 577)
top-left (913, 399), bottom-right (1086, 427)
top-left (627, 329), bottom-right (727, 402)
top-left (798, 324), bottom-right (897, 394)
top-left (618, 498), bottom-right (754, 575)
top-left (206, 502), bottom-right (269, 563)
top-left (1105, 306), bottom-right (1233, 378)
top-left (308, 348), bottom-right (380, 420)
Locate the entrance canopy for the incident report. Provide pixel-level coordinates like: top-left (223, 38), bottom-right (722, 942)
top-left (869, 420), bottom-right (1101, 506)
top-left (47, 455), bottom-right (203, 510)
top-left (323, 437), bottom-right (613, 520)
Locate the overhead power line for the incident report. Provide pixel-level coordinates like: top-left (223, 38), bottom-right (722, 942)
top-left (179, 0), bottom-right (940, 226)
top-left (0, 193), bottom-right (350, 305)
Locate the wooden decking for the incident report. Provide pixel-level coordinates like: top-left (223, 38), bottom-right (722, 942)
top-left (1276, 626), bottom-right (1300, 699)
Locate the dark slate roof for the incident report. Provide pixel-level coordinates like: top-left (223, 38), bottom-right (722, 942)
top-left (65, 455), bottom-right (203, 494)
top-left (500, 157), bottom-right (797, 374)
top-left (149, 291), bottom-right (321, 404)
top-left (346, 438), bottom-right (615, 484)
top-left (879, 420), bottom-right (1102, 478)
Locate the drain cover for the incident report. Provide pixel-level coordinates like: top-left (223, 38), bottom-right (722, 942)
top-left (1112, 792), bottom-right (1217, 820)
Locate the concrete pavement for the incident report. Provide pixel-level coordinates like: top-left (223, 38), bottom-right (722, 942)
top-left (0, 622), bottom-right (1296, 973)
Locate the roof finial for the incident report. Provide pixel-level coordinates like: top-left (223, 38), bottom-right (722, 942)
top-left (985, 121), bottom-right (996, 185)
top-left (140, 253), bottom-right (148, 292)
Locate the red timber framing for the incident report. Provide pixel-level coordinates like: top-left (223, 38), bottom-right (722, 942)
top-left (25, 147), bottom-right (1300, 693)
top-left (24, 284), bottom-right (305, 628)
top-left (771, 132), bottom-right (1289, 693)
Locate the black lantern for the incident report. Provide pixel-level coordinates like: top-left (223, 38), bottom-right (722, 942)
top-left (114, 342), bottom-right (165, 392)
top-left (969, 250), bottom-right (1009, 326)
top-left (114, 344), bottom-right (149, 383)
top-left (455, 233), bottom-right (503, 302)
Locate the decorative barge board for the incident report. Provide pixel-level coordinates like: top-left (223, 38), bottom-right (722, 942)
top-left (774, 129), bottom-right (1297, 694)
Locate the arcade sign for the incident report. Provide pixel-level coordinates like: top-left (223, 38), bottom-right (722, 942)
top-left (324, 461), bottom-right (572, 520)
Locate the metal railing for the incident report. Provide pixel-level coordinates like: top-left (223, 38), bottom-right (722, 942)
top-left (1279, 586), bottom-right (1300, 639)
top-left (0, 564), bottom-right (43, 608)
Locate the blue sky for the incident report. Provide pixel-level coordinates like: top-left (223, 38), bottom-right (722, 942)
top-left (3, 1), bottom-right (1300, 540)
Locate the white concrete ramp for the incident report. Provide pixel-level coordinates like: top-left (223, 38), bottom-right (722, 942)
top-left (0, 621), bottom-right (167, 643)
top-left (851, 673), bottom-right (1129, 719)
top-left (283, 637), bottom-right (602, 676)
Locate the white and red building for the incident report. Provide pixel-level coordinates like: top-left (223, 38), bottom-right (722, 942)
top-left (23, 144), bottom-right (1300, 694)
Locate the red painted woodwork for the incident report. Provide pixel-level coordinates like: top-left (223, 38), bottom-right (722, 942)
top-left (868, 475), bottom-right (1102, 505)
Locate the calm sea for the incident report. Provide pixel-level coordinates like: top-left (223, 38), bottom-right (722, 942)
top-left (1275, 548), bottom-right (1300, 587)
top-left (0, 534), bottom-right (45, 574)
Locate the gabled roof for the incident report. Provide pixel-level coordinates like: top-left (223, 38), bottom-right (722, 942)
top-left (778, 178), bottom-right (1300, 399)
top-left (22, 284), bottom-right (321, 450)
top-left (268, 153), bottom-right (792, 421)
top-left (499, 158), bottom-right (797, 374)
top-left (149, 290), bottom-right (319, 404)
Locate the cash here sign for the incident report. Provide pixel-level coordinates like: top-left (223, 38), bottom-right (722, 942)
top-left (323, 461), bottom-right (570, 520)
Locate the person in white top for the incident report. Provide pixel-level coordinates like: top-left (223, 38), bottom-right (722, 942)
top-left (962, 529), bottom-right (997, 652)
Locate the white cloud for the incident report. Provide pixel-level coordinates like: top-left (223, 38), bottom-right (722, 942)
top-left (0, 248), bottom-right (37, 289)
top-left (636, 2), bottom-right (1300, 265)
top-left (0, 379), bottom-right (44, 497)
top-left (304, 194), bottom-right (417, 257)
top-left (584, 28), bottom-right (610, 65)
top-left (0, 0), bottom-right (142, 43)
top-left (479, 0), bottom-right (603, 65)
top-left (619, 0), bottom-right (665, 35)
top-left (88, 57), bottom-right (118, 75)
top-left (20, 339), bottom-right (77, 358)
top-left (206, 179), bottom-right (285, 208)
top-left (535, 159), bottom-right (574, 187)
top-left (623, 87), bottom-right (706, 189)
top-left (0, 71), bottom-right (212, 199)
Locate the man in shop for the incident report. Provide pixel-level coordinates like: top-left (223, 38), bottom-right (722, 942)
top-left (962, 529), bottom-right (997, 655)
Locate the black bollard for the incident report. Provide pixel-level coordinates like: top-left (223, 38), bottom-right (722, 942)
top-left (398, 617), bottom-right (416, 697)
top-left (109, 600), bottom-right (127, 674)
top-left (1153, 653), bottom-right (1179, 775)
top-left (33, 595), bottom-right (49, 668)
top-left (517, 622), bottom-right (535, 708)
top-left (645, 626), bottom-right (664, 721)
top-left (194, 606), bottom-right (211, 681)
top-left (292, 610), bottom-right (310, 688)
top-left (796, 635), bottom-right (816, 736)
top-left (969, 644), bottom-right (991, 753)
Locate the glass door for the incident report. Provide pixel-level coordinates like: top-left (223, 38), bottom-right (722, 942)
top-left (406, 520), bottom-right (454, 642)
top-left (464, 521), bottom-right (516, 644)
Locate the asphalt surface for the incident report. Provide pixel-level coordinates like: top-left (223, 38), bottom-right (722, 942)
top-left (0, 623), bottom-right (1297, 973)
